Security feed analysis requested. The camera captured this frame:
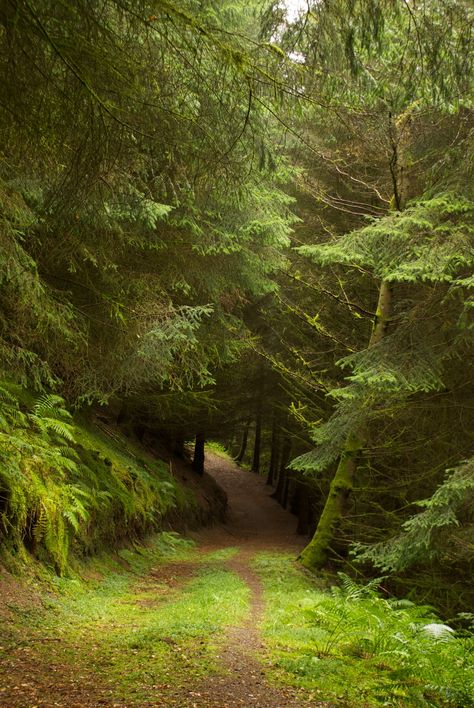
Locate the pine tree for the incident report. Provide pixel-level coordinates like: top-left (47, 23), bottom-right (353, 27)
top-left (282, 0), bottom-right (474, 570)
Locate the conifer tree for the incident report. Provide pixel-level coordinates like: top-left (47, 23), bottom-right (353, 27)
top-left (282, 0), bottom-right (474, 570)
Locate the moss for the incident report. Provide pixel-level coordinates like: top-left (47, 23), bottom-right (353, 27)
top-left (300, 433), bottom-right (360, 571)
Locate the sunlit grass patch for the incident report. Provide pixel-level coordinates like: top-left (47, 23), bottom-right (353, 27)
top-left (67, 563), bottom-right (248, 702)
top-left (198, 546), bottom-right (240, 562)
top-left (6, 534), bottom-right (249, 704)
top-left (206, 440), bottom-right (234, 460)
top-left (254, 553), bottom-right (474, 707)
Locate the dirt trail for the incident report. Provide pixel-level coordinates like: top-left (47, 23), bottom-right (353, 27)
top-left (0, 453), bottom-right (317, 707)
top-left (193, 452), bottom-right (304, 552)
top-left (163, 452), bottom-right (313, 707)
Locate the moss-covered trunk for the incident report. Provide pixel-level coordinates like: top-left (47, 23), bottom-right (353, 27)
top-left (300, 281), bottom-right (392, 570)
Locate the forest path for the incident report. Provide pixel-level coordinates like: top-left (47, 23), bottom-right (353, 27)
top-left (164, 452), bottom-right (311, 707)
top-left (0, 452), bottom-right (318, 708)
top-left (194, 450), bottom-right (305, 551)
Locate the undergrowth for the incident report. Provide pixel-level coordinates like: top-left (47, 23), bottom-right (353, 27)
top-left (0, 381), bottom-right (194, 574)
top-left (254, 553), bottom-right (474, 707)
top-left (205, 440), bottom-right (234, 461)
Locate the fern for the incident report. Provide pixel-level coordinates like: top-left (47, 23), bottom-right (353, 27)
top-left (298, 194), bottom-right (474, 283)
top-left (0, 383), bottom-right (182, 573)
top-left (30, 394), bottom-right (76, 442)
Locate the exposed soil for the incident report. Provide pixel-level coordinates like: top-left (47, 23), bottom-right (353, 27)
top-left (193, 452), bottom-right (304, 552)
top-left (0, 452), bottom-right (320, 708)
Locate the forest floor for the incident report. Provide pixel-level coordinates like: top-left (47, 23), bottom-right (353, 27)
top-left (0, 453), bottom-right (323, 708)
top-left (2, 453), bottom-right (468, 707)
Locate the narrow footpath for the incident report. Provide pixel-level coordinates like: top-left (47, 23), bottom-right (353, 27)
top-left (166, 452), bottom-right (309, 707)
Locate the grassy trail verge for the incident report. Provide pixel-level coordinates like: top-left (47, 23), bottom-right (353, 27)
top-left (1, 453), bottom-right (472, 707)
top-left (0, 537), bottom-right (313, 707)
top-left (0, 536), bottom-right (249, 707)
top-left (254, 553), bottom-right (474, 707)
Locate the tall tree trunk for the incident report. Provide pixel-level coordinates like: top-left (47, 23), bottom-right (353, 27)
top-left (296, 482), bottom-right (311, 536)
top-left (251, 412), bottom-right (262, 473)
top-left (299, 282), bottom-right (392, 569)
top-left (282, 473), bottom-right (290, 509)
top-left (300, 112), bottom-right (415, 571)
top-left (192, 431), bottom-right (205, 475)
top-left (272, 437), bottom-right (292, 505)
top-left (226, 428), bottom-right (236, 455)
top-left (236, 418), bottom-right (251, 464)
top-left (173, 437), bottom-right (185, 458)
top-left (266, 408), bottom-right (280, 486)
top-left (251, 360), bottom-right (265, 474)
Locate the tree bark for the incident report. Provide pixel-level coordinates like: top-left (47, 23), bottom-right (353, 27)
top-left (251, 360), bottom-right (265, 474)
top-left (300, 111), bottom-right (415, 571)
top-left (282, 472), bottom-right (290, 509)
top-left (296, 483), bottom-right (311, 536)
top-left (300, 282), bottom-right (392, 570)
top-left (266, 408), bottom-right (280, 486)
top-left (192, 431), bottom-right (205, 475)
top-left (236, 418), bottom-right (251, 464)
top-left (272, 437), bottom-right (292, 505)
top-left (251, 412), bottom-right (262, 473)
top-left (173, 437), bottom-right (185, 458)
top-left (299, 432), bottom-right (360, 567)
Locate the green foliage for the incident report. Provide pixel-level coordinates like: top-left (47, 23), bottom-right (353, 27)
top-left (0, 384), bottom-right (187, 573)
top-left (292, 0), bottom-right (474, 111)
top-left (255, 553), bottom-right (474, 707)
top-left (355, 457), bottom-right (474, 572)
top-left (0, 180), bottom-right (79, 389)
top-left (205, 440), bottom-right (234, 460)
top-left (298, 195), bottom-right (474, 283)
top-left (292, 189), bottom-right (474, 590)
top-left (0, 0), bottom-right (295, 403)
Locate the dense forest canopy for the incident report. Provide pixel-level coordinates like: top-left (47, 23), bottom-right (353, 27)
top-left (1, 0), bottom-right (473, 619)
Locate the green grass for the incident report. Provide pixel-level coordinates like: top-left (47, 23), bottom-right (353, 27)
top-left (206, 440), bottom-right (234, 461)
top-left (197, 546), bottom-right (240, 562)
top-left (5, 534), bottom-right (249, 704)
top-left (254, 553), bottom-right (474, 707)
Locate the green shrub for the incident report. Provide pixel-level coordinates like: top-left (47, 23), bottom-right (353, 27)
top-left (0, 383), bottom-right (187, 573)
top-left (255, 554), bottom-right (474, 707)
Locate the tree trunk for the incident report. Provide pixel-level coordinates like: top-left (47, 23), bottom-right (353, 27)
top-left (296, 483), bottom-right (311, 536)
top-left (299, 282), bottom-right (392, 570)
top-left (192, 431), bottom-right (205, 475)
top-left (300, 111), bottom-right (416, 571)
top-left (236, 418), bottom-right (251, 464)
top-left (299, 432), bottom-right (360, 567)
top-left (272, 437), bottom-right (291, 505)
top-left (251, 413), bottom-right (262, 473)
top-left (173, 437), bottom-right (185, 458)
top-left (266, 409), bottom-right (280, 486)
top-left (251, 360), bottom-right (265, 474)
top-left (282, 473), bottom-right (290, 509)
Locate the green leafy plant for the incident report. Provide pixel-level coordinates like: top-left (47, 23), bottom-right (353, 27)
top-left (0, 384), bottom-right (187, 573)
top-left (255, 554), bottom-right (474, 707)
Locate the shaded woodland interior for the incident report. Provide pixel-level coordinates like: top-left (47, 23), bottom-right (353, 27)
top-left (0, 0), bottom-right (473, 641)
